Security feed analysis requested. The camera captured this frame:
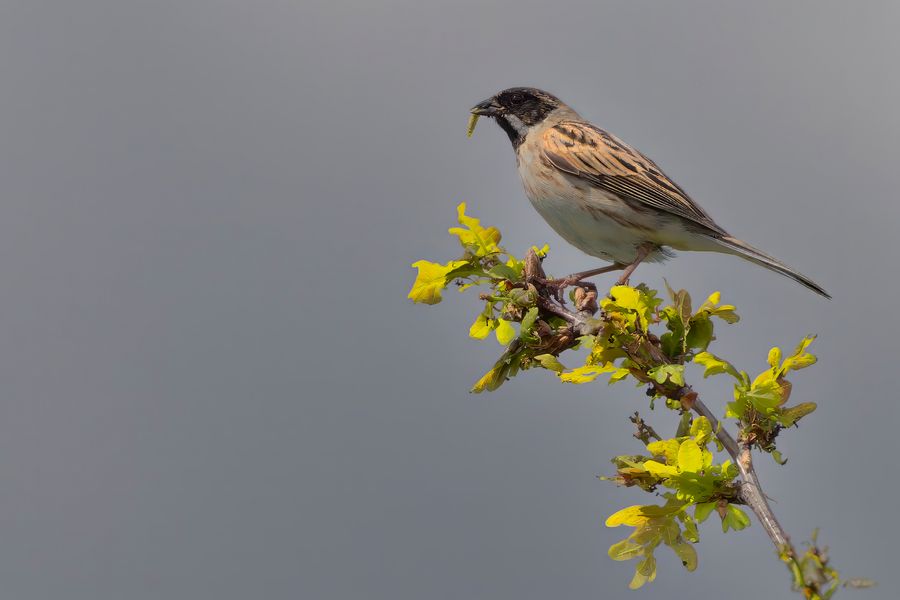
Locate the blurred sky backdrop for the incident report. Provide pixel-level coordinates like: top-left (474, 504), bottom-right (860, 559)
top-left (0, 1), bottom-right (898, 598)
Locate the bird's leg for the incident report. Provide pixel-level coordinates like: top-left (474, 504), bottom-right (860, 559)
top-left (615, 244), bottom-right (654, 286)
top-left (536, 264), bottom-right (623, 304)
top-left (562, 263), bottom-right (624, 283)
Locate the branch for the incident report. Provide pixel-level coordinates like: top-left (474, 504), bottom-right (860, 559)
top-left (411, 205), bottom-right (860, 596)
top-left (522, 251), bottom-right (794, 555)
top-left (629, 411), bottom-right (663, 444)
top-left (690, 395), bottom-right (789, 548)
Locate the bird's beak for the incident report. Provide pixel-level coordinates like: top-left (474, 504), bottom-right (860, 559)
top-left (470, 97), bottom-right (504, 117)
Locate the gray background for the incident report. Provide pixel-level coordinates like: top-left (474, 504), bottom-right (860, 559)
top-left (0, 1), bottom-right (895, 598)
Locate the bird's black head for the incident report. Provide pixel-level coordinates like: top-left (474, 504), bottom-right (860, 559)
top-left (470, 87), bottom-right (563, 146)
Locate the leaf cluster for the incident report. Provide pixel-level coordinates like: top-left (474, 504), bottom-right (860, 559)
top-left (408, 204), bottom-right (856, 594)
top-left (604, 416), bottom-right (751, 588)
top-left (695, 337), bottom-right (818, 463)
top-left (781, 530), bottom-right (876, 599)
top-left (408, 203), bottom-right (586, 392)
top-left (408, 202), bottom-right (513, 305)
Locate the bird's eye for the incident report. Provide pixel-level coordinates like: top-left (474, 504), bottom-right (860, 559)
top-left (510, 93), bottom-right (525, 105)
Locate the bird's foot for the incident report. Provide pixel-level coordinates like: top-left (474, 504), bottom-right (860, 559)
top-left (533, 276), bottom-right (597, 305)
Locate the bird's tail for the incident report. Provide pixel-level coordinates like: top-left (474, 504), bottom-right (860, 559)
top-left (715, 236), bottom-right (831, 299)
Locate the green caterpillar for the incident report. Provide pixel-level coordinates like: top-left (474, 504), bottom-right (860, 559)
top-left (466, 114), bottom-right (479, 138)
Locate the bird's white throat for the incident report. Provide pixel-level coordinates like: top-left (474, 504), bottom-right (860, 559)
top-left (502, 113), bottom-right (529, 137)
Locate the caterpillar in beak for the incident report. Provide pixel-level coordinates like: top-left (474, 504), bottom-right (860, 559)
top-left (466, 113), bottom-right (479, 138)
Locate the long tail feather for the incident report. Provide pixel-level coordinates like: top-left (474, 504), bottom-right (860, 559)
top-left (715, 236), bottom-right (831, 299)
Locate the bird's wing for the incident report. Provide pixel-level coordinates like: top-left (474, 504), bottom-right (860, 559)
top-left (540, 121), bottom-right (727, 235)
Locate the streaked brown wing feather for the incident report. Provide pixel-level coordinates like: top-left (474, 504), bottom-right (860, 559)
top-left (540, 121), bottom-right (727, 235)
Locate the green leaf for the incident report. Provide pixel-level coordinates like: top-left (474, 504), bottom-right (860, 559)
top-left (660, 331), bottom-right (683, 359)
top-left (644, 460), bottom-right (679, 477)
top-left (693, 351), bottom-right (740, 380)
top-left (470, 348), bottom-right (525, 393)
top-left (505, 287), bottom-right (531, 307)
top-left (696, 291), bottom-right (740, 323)
top-left (674, 288), bottom-right (693, 322)
top-left (486, 263), bottom-right (519, 281)
top-left (608, 539), bottom-right (644, 561)
top-left (669, 539), bottom-right (697, 571)
top-left (685, 316), bottom-right (714, 350)
top-left (721, 460), bottom-right (738, 479)
top-left (647, 439), bottom-right (680, 465)
top-left (694, 502), bottom-right (716, 523)
top-left (689, 416), bottom-right (713, 448)
top-left (535, 354), bottom-right (565, 373)
top-left (680, 514), bottom-right (699, 543)
top-left (628, 568), bottom-right (648, 590)
top-left (608, 368), bottom-right (631, 384)
top-left (767, 347), bottom-right (782, 369)
top-left (443, 262), bottom-right (489, 283)
top-left (495, 319), bottom-right (516, 345)
top-left (469, 312), bottom-right (495, 339)
top-left (448, 203), bottom-right (501, 256)
top-left (575, 334), bottom-right (596, 348)
top-left (603, 504), bottom-right (699, 588)
top-left (677, 439), bottom-right (703, 472)
top-left (791, 334), bottom-right (815, 356)
top-left (783, 353), bottom-right (817, 371)
top-left (520, 306), bottom-right (539, 332)
top-left (602, 285), bottom-right (661, 331)
top-left (779, 402), bottom-right (817, 426)
top-left (559, 363), bottom-right (615, 384)
top-left (471, 364), bottom-right (506, 393)
top-left (407, 259), bottom-right (467, 304)
top-left (722, 504), bottom-right (751, 532)
top-left (530, 244), bottom-right (550, 258)
top-left (781, 335), bottom-right (818, 373)
top-left (742, 378), bottom-right (784, 414)
top-left (648, 364), bottom-right (685, 386)
top-left (724, 401), bottom-right (744, 420)
top-left (629, 554), bottom-right (657, 589)
top-left (675, 411), bottom-right (693, 438)
top-left (606, 505), bottom-right (649, 527)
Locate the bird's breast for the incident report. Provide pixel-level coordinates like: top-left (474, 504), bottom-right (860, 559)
top-left (514, 136), bottom-right (671, 263)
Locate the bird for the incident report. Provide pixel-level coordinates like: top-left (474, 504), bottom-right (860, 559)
top-left (469, 87), bottom-right (830, 299)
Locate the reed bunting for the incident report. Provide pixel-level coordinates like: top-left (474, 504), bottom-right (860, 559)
top-left (469, 87), bottom-right (829, 298)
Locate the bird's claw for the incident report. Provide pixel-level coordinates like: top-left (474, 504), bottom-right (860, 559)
top-left (533, 276), bottom-right (597, 305)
